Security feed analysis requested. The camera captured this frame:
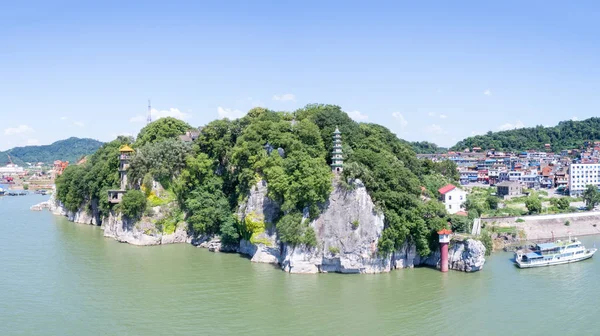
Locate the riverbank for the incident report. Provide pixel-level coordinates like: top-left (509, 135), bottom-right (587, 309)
top-left (483, 211), bottom-right (600, 240)
top-left (37, 181), bottom-right (486, 274)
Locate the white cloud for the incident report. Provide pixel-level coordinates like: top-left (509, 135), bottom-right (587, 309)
top-left (26, 138), bottom-right (40, 145)
top-left (391, 112), bottom-right (408, 128)
top-left (428, 112), bottom-right (447, 119)
top-left (426, 124), bottom-right (446, 134)
top-left (130, 108), bottom-right (191, 123)
top-left (347, 110), bottom-right (369, 121)
top-left (484, 89), bottom-right (492, 96)
top-left (217, 106), bottom-right (245, 119)
top-left (571, 116), bottom-right (579, 121)
top-left (4, 125), bottom-right (34, 135)
top-left (73, 121), bottom-right (85, 127)
top-left (60, 116), bottom-right (68, 120)
top-left (272, 93), bottom-right (296, 102)
top-left (498, 120), bottom-right (525, 131)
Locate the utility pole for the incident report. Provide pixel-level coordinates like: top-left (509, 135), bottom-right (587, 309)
top-left (146, 99), bottom-right (152, 125)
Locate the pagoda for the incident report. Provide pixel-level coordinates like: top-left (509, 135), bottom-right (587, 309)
top-left (331, 127), bottom-right (343, 173)
top-left (108, 144), bottom-right (134, 203)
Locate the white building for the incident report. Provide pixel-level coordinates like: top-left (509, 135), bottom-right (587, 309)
top-left (438, 184), bottom-right (467, 214)
top-left (0, 164), bottom-right (24, 175)
top-left (569, 163), bottom-right (600, 196)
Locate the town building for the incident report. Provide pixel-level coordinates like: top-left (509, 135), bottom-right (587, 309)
top-left (0, 163), bottom-right (25, 175)
top-left (438, 184), bottom-right (466, 214)
top-left (569, 163), bottom-right (600, 196)
top-left (496, 181), bottom-right (523, 198)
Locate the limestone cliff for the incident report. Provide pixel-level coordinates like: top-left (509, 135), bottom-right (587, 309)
top-left (419, 238), bottom-right (486, 272)
top-left (102, 209), bottom-right (190, 246)
top-left (281, 180), bottom-right (390, 273)
top-left (236, 180), bottom-right (281, 263)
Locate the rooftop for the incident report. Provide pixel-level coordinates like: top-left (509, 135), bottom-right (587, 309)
top-left (119, 144), bottom-right (134, 153)
top-left (438, 184), bottom-right (456, 195)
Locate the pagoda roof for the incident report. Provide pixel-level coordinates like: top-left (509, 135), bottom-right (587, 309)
top-left (333, 127), bottom-right (341, 134)
top-left (437, 228), bottom-right (453, 235)
top-left (119, 144), bottom-right (134, 153)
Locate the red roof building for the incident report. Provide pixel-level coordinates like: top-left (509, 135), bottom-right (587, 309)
top-left (438, 184), bottom-right (456, 195)
top-left (437, 228), bottom-right (453, 235)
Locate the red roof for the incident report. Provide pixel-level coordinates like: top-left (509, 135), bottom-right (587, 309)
top-left (438, 184), bottom-right (456, 195)
top-left (437, 228), bottom-right (453, 235)
top-left (455, 211), bottom-right (468, 216)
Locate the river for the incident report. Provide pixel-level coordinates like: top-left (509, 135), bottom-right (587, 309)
top-left (2, 194), bottom-right (600, 335)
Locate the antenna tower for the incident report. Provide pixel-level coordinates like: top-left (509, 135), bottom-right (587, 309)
top-left (147, 99), bottom-right (152, 125)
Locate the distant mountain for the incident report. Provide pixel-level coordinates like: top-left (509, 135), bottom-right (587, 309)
top-left (0, 137), bottom-right (103, 166)
top-left (451, 118), bottom-right (600, 152)
top-left (409, 141), bottom-right (448, 154)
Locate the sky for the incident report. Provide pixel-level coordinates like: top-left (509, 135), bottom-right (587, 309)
top-left (2, 0), bottom-right (600, 150)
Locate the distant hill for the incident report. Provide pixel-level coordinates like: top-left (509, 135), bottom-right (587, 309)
top-left (451, 118), bottom-right (600, 152)
top-left (409, 141), bottom-right (447, 154)
top-left (0, 137), bottom-right (103, 166)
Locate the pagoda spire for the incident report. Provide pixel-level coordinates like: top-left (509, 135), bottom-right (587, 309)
top-left (331, 126), bottom-right (343, 173)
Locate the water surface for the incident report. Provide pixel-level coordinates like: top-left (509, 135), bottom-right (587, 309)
top-left (2, 195), bottom-right (600, 335)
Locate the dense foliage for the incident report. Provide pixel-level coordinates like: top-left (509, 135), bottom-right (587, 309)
top-left (120, 190), bottom-right (147, 219)
top-left (135, 117), bottom-right (192, 147)
top-left (583, 185), bottom-right (600, 210)
top-left (1, 137), bottom-right (103, 165)
top-left (410, 141), bottom-right (447, 154)
top-left (56, 136), bottom-right (132, 216)
top-left (56, 105), bottom-right (459, 257)
top-left (451, 118), bottom-right (600, 152)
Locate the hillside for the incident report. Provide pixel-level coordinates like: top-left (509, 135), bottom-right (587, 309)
top-left (1, 137), bottom-right (103, 165)
top-left (56, 105), bottom-right (463, 259)
top-left (451, 118), bottom-right (600, 152)
top-left (410, 141), bottom-right (447, 154)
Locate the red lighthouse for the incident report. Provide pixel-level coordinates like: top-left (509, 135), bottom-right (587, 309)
top-left (437, 228), bottom-right (452, 272)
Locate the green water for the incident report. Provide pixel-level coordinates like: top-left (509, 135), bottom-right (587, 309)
top-left (2, 194), bottom-right (600, 335)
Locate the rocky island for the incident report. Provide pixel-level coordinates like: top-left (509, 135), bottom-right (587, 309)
top-left (48, 104), bottom-right (485, 273)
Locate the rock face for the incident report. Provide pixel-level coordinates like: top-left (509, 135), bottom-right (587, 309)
top-left (49, 192), bottom-right (100, 225)
top-left (103, 208), bottom-right (191, 246)
top-left (419, 238), bottom-right (486, 272)
top-left (236, 180), bottom-right (281, 264)
top-left (281, 180), bottom-right (391, 274)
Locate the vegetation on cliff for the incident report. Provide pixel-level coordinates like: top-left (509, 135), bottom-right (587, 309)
top-left (56, 108), bottom-right (459, 256)
top-left (451, 117), bottom-right (600, 152)
top-left (1, 137), bottom-right (103, 166)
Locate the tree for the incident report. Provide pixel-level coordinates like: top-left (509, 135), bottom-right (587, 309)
top-left (128, 139), bottom-right (192, 187)
top-left (135, 117), bottom-right (192, 147)
top-left (551, 197), bottom-right (570, 210)
top-left (525, 196), bottom-right (542, 214)
top-left (583, 184), bottom-right (600, 210)
top-left (121, 189), bottom-right (147, 219)
top-left (486, 195), bottom-right (499, 210)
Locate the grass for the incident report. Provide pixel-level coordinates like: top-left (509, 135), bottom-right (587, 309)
top-left (147, 189), bottom-right (176, 207)
top-left (328, 246), bottom-right (340, 255)
top-left (491, 226), bottom-right (517, 234)
top-left (351, 220), bottom-right (359, 229)
top-left (516, 218), bottom-right (525, 223)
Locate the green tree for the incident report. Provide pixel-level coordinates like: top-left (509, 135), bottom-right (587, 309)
top-left (128, 139), bottom-right (192, 187)
top-left (486, 195), bottom-right (499, 210)
top-left (121, 189), bottom-right (147, 219)
top-left (525, 196), bottom-right (542, 214)
top-left (135, 117), bottom-right (192, 147)
top-left (583, 184), bottom-right (600, 210)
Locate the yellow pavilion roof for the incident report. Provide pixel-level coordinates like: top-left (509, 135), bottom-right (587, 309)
top-left (119, 144), bottom-right (134, 153)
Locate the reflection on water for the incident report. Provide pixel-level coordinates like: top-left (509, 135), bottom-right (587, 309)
top-left (2, 195), bottom-right (600, 335)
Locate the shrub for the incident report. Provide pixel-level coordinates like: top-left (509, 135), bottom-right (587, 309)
top-left (565, 220), bottom-right (571, 226)
top-left (121, 189), bottom-right (147, 219)
top-left (351, 219), bottom-right (359, 229)
top-left (516, 218), bottom-right (525, 223)
top-left (328, 246), bottom-right (340, 255)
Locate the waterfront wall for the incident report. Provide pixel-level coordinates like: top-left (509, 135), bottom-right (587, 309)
top-left (482, 212), bottom-right (600, 240)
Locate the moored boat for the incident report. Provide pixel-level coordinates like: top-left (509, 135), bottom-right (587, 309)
top-left (514, 236), bottom-right (597, 268)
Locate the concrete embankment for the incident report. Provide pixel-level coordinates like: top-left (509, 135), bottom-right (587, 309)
top-left (482, 212), bottom-right (600, 240)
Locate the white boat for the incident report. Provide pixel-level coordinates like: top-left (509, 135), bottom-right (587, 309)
top-left (514, 236), bottom-right (597, 268)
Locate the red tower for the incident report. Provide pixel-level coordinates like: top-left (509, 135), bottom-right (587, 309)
top-left (437, 228), bottom-right (452, 272)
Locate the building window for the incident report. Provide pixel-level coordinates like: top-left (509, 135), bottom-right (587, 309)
top-left (449, 195), bottom-right (452, 201)
top-left (449, 205), bottom-right (452, 209)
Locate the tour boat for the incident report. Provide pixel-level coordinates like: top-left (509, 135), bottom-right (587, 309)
top-left (514, 237), bottom-right (597, 268)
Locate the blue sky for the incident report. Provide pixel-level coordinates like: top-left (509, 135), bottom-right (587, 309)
top-left (2, 1), bottom-right (600, 150)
